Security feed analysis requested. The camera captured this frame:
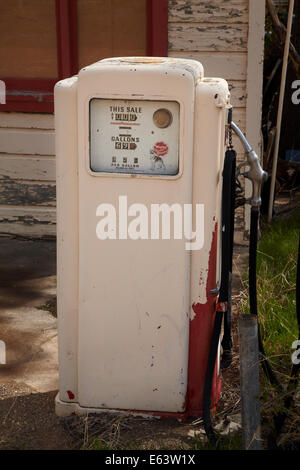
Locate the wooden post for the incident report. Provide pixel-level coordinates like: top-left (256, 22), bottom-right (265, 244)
top-left (239, 315), bottom-right (262, 450)
top-left (245, 0), bottom-right (266, 234)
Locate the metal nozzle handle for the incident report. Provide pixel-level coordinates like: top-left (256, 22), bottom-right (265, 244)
top-left (230, 121), bottom-right (268, 207)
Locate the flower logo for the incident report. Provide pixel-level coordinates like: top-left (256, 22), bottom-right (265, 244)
top-left (153, 141), bottom-right (168, 157)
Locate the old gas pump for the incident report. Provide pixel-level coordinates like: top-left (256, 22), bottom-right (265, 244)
top-left (54, 57), bottom-right (261, 419)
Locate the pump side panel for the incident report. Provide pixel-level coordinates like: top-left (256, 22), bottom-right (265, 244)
top-left (55, 77), bottom-right (79, 403)
top-left (77, 64), bottom-right (195, 413)
top-left (188, 78), bottom-right (230, 413)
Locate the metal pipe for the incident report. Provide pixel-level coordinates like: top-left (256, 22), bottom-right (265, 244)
top-left (231, 121), bottom-right (252, 153)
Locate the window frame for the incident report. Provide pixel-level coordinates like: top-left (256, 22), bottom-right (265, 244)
top-left (0, 0), bottom-right (168, 114)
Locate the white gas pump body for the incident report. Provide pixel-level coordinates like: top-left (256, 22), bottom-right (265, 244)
top-left (55, 57), bottom-right (230, 417)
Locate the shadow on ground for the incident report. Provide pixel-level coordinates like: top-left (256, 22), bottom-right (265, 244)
top-left (0, 238), bottom-right (56, 311)
top-left (0, 238), bottom-right (67, 449)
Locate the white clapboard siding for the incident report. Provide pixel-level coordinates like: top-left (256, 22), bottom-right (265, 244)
top-left (0, 128), bottom-right (55, 155)
top-left (230, 109), bottom-right (247, 160)
top-left (0, 112), bottom-right (54, 130)
top-left (0, 180), bottom-right (56, 206)
top-left (0, 155), bottom-right (55, 181)
top-left (168, 23), bottom-right (248, 52)
top-left (168, 0), bottom-right (248, 24)
top-left (168, 51), bottom-right (247, 80)
top-left (228, 80), bottom-right (247, 108)
top-left (231, 108), bottom-right (246, 131)
top-left (167, 0), bottom-right (256, 236)
top-left (0, 206), bottom-right (56, 237)
top-left (0, 112), bottom-right (56, 237)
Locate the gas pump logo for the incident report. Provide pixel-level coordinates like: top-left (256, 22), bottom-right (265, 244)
top-left (151, 141), bottom-right (168, 171)
top-left (154, 141), bottom-right (168, 157)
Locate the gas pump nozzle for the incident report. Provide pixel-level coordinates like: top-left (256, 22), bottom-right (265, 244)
top-left (230, 121), bottom-right (268, 208)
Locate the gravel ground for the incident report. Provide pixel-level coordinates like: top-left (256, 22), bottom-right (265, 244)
top-left (0, 387), bottom-right (77, 450)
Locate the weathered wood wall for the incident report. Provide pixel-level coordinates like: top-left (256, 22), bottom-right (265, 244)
top-left (168, 0), bottom-right (265, 238)
top-left (0, 0), bottom-right (265, 238)
top-left (0, 112), bottom-right (56, 237)
top-left (168, 0), bottom-right (248, 140)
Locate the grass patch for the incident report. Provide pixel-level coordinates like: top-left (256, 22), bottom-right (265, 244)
top-left (240, 209), bottom-right (299, 448)
top-left (192, 433), bottom-right (242, 451)
top-left (241, 209), bottom-right (299, 376)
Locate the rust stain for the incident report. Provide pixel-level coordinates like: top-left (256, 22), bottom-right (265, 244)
top-left (192, 221), bottom-right (218, 317)
top-left (187, 221), bottom-right (219, 413)
top-left (67, 390), bottom-right (75, 400)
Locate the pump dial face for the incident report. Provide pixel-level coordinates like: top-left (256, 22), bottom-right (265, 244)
top-left (89, 99), bottom-right (180, 176)
top-left (153, 108), bottom-right (173, 128)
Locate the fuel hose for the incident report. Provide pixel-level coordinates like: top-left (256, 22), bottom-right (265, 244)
top-left (202, 118), bottom-right (299, 448)
top-left (202, 147), bottom-right (236, 446)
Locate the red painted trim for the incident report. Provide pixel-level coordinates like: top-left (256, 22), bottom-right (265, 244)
top-left (186, 222), bottom-right (221, 415)
top-left (147, 0), bottom-right (168, 57)
top-left (68, 0), bottom-right (79, 76)
top-left (56, 0), bottom-right (78, 79)
top-left (0, 78), bottom-right (56, 113)
top-left (0, 1), bottom-right (79, 113)
top-left (2, 78), bottom-right (56, 90)
top-left (2, 0), bottom-right (166, 112)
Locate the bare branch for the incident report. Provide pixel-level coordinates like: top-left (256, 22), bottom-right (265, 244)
top-left (266, 0), bottom-right (300, 77)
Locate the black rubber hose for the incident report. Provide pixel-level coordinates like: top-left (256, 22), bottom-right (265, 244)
top-left (202, 149), bottom-right (236, 446)
top-left (221, 149), bottom-right (236, 369)
top-left (249, 207), bottom-right (282, 390)
top-left (202, 310), bottom-right (224, 445)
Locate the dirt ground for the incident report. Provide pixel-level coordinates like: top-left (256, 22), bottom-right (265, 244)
top-left (0, 237), bottom-right (247, 451)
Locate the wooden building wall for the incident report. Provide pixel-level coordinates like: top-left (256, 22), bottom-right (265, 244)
top-left (0, 0), bottom-right (265, 238)
top-left (168, 0), bottom-right (265, 238)
top-left (0, 113), bottom-right (56, 237)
